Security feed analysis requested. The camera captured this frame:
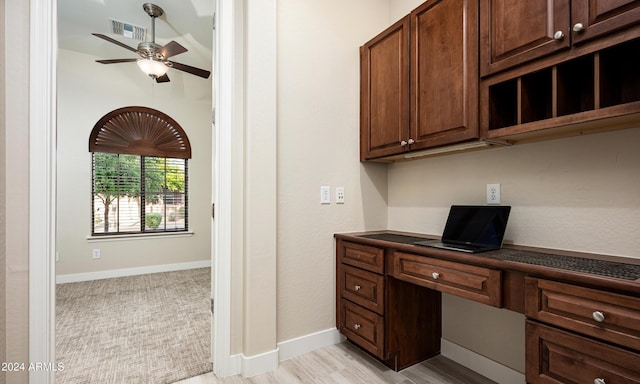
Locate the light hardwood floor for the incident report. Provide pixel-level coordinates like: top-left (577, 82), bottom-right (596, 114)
top-left (174, 342), bottom-right (497, 384)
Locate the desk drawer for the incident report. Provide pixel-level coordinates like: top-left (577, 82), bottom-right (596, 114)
top-left (392, 252), bottom-right (502, 307)
top-left (340, 264), bottom-right (384, 315)
top-left (340, 241), bottom-right (384, 274)
top-left (526, 321), bottom-right (640, 384)
top-left (525, 277), bottom-right (640, 351)
top-left (339, 299), bottom-right (384, 359)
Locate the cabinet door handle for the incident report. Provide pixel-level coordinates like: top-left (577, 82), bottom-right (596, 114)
top-left (354, 323), bottom-right (361, 330)
top-left (573, 23), bottom-right (585, 32)
top-left (594, 378), bottom-right (606, 384)
top-left (407, 138), bottom-right (415, 145)
top-left (400, 140), bottom-right (408, 146)
top-left (432, 272), bottom-right (440, 280)
top-left (354, 285), bottom-right (361, 291)
top-left (592, 311), bottom-right (605, 323)
top-left (553, 30), bottom-right (565, 40)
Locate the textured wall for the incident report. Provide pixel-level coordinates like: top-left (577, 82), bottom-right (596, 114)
top-left (2, 1), bottom-right (30, 382)
top-left (0, 0), bottom-right (6, 375)
top-left (275, 0), bottom-right (390, 343)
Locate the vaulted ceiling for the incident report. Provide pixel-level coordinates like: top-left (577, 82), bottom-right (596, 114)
top-left (58, 0), bottom-right (214, 89)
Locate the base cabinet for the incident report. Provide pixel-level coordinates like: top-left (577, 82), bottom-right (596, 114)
top-left (336, 240), bottom-right (441, 370)
top-left (526, 321), bottom-right (640, 384)
top-left (525, 277), bottom-right (640, 383)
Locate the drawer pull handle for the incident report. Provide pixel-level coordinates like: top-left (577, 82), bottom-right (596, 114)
top-left (592, 311), bottom-right (605, 323)
top-left (432, 272), bottom-right (440, 280)
top-left (400, 140), bottom-right (408, 146)
top-left (354, 323), bottom-right (361, 330)
top-left (573, 23), bottom-right (585, 32)
top-left (354, 285), bottom-right (361, 291)
top-left (594, 378), bottom-right (606, 384)
top-left (553, 30), bottom-right (565, 40)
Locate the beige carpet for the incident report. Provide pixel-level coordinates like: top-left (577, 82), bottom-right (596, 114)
top-left (56, 268), bottom-right (211, 384)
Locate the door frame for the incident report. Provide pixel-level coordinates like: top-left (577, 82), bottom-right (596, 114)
top-left (27, 0), bottom-right (235, 381)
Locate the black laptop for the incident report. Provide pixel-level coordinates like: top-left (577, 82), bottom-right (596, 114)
top-left (414, 205), bottom-right (511, 253)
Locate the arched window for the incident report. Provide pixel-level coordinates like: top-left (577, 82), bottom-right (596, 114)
top-left (89, 106), bottom-right (191, 235)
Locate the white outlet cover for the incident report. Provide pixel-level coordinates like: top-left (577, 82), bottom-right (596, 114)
top-left (487, 183), bottom-right (501, 204)
top-left (336, 187), bottom-right (345, 204)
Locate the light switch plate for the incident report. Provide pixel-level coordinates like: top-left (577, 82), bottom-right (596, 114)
top-left (320, 186), bottom-right (331, 204)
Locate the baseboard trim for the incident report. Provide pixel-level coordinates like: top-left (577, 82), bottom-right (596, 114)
top-left (441, 339), bottom-right (525, 384)
top-left (227, 328), bottom-right (344, 378)
top-left (55, 260), bottom-right (212, 284)
top-left (240, 348), bottom-right (280, 378)
top-left (278, 327), bottom-right (344, 362)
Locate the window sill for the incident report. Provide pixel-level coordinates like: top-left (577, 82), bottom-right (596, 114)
top-left (86, 231), bottom-right (195, 242)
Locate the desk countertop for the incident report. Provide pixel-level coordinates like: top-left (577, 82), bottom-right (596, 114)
top-left (335, 230), bottom-right (640, 295)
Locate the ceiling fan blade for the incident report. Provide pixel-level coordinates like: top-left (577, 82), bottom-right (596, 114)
top-left (92, 33), bottom-right (138, 53)
top-left (156, 74), bottom-right (171, 83)
top-left (96, 58), bottom-right (138, 64)
top-left (168, 61), bottom-right (211, 79)
top-left (160, 41), bottom-right (188, 59)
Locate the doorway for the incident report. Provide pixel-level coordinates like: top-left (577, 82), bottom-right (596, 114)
top-left (28, 0), bottom-right (236, 381)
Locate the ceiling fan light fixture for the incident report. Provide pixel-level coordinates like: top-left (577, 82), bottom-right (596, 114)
top-left (137, 58), bottom-right (168, 78)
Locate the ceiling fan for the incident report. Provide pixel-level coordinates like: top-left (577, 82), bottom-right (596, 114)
top-left (92, 3), bottom-right (211, 83)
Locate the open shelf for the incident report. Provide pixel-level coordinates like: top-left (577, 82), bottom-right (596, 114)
top-left (599, 39), bottom-right (640, 108)
top-left (521, 68), bottom-right (553, 124)
top-left (488, 80), bottom-right (517, 130)
top-left (486, 37), bottom-right (640, 135)
top-left (557, 55), bottom-right (594, 116)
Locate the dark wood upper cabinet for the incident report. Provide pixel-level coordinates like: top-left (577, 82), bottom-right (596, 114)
top-left (481, 0), bottom-right (640, 142)
top-left (481, 0), bottom-right (640, 77)
top-left (360, 0), bottom-right (479, 161)
top-left (409, 0), bottom-right (479, 152)
top-left (360, 17), bottom-right (410, 160)
top-left (572, 0), bottom-right (640, 45)
top-left (480, 0), bottom-right (571, 77)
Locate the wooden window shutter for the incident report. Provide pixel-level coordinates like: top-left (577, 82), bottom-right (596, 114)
top-left (88, 106), bottom-right (192, 159)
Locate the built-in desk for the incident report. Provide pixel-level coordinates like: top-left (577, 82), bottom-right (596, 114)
top-left (335, 230), bottom-right (640, 383)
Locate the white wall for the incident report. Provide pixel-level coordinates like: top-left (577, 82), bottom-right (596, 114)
top-left (2, 1), bottom-right (30, 382)
top-left (388, 128), bottom-right (640, 255)
top-left (275, 0), bottom-right (390, 343)
top-left (56, 48), bottom-right (212, 277)
top-left (0, 0), bottom-right (6, 370)
top-left (389, 0), bottom-right (424, 20)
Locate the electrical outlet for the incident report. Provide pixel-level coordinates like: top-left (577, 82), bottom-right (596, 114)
top-left (92, 248), bottom-right (101, 259)
top-left (320, 186), bottom-right (331, 204)
top-left (487, 183), bottom-right (501, 204)
top-left (336, 187), bottom-right (345, 204)
top-left (56, 252), bottom-right (60, 262)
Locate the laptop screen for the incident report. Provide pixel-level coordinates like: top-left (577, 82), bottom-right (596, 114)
top-left (441, 205), bottom-right (511, 247)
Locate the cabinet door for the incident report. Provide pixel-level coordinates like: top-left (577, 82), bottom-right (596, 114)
top-left (410, 0), bottom-right (479, 151)
top-left (360, 16), bottom-right (410, 161)
top-left (480, 0), bottom-right (571, 76)
top-left (572, 0), bottom-right (640, 45)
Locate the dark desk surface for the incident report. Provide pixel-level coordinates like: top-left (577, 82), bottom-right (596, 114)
top-left (336, 230), bottom-right (640, 295)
